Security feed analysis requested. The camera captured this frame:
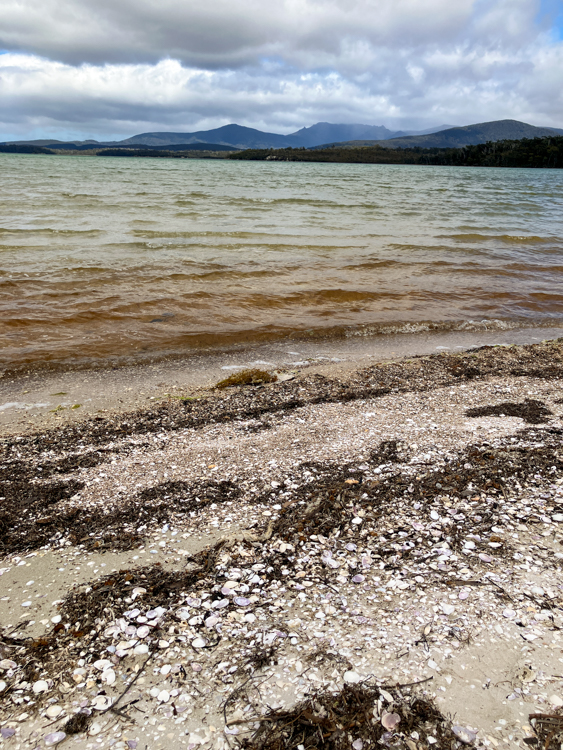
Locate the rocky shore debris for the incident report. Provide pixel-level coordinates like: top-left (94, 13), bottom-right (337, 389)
top-left (1, 339), bottom-right (563, 747)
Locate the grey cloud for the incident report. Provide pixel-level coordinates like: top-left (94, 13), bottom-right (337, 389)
top-left (0, 0), bottom-right (562, 141)
top-left (0, 0), bottom-right (476, 67)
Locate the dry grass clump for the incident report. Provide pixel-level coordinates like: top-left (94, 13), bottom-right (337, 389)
top-left (215, 369), bottom-right (277, 389)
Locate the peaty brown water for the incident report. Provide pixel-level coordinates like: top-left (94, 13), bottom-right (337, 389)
top-left (1, 153), bottom-right (563, 372)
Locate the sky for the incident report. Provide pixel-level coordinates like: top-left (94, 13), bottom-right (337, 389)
top-left (1, 0), bottom-right (562, 142)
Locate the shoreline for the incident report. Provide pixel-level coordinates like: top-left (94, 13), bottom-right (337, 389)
top-left (1, 339), bottom-right (563, 748)
top-left (2, 324), bottom-right (563, 436)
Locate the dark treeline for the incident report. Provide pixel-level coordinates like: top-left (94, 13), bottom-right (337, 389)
top-left (228, 135), bottom-right (563, 168)
top-left (0, 144), bottom-right (52, 154)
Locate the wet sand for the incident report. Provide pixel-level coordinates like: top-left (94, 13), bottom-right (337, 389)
top-left (1, 336), bottom-right (563, 749)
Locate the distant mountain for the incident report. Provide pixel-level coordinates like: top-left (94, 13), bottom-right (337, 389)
top-left (3, 119), bottom-right (562, 152)
top-left (119, 125), bottom-right (295, 150)
top-left (343, 120), bottom-right (563, 150)
top-left (287, 122), bottom-right (398, 146)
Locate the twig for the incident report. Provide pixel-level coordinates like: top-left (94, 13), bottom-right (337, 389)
top-left (100, 651), bottom-right (155, 716)
top-left (379, 675), bottom-right (434, 690)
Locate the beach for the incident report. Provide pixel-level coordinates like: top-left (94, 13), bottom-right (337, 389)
top-left (2, 337), bottom-right (563, 749)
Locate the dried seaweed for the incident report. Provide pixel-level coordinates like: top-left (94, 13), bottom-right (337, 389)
top-left (0, 478), bottom-right (241, 556)
top-left (529, 711), bottom-right (563, 749)
top-left (465, 399), bottom-right (553, 424)
top-left (236, 682), bottom-right (476, 749)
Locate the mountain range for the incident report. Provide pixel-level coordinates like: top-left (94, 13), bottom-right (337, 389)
top-left (3, 119), bottom-right (562, 152)
top-left (329, 120), bottom-right (563, 150)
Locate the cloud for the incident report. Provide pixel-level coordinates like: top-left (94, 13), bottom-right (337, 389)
top-left (0, 0), bottom-right (562, 139)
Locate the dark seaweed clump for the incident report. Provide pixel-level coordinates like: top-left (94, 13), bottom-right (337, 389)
top-left (0, 478), bottom-right (240, 556)
top-left (237, 682), bottom-right (475, 749)
top-left (465, 398), bottom-right (553, 424)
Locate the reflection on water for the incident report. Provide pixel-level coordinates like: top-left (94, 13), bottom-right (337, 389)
top-left (1, 154), bottom-right (563, 371)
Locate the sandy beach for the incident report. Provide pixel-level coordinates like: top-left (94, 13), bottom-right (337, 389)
top-left (2, 337), bottom-right (563, 749)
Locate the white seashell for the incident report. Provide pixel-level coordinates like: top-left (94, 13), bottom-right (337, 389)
top-left (189, 615), bottom-right (203, 626)
top-left (21, 601), bottom-right (32, 607)
top-left (244, 613), bottom-right (256, 623)
top-left (427, 659), bottom-right (439, 670)
top-left (452, 726), bottom-right (477, 745)
top-left (131, 587), bottom-right (146, 599)
top-left (351, 517), bottom-right (362, 525)
top-left (88, 722), bottom-right (102, 736)
top-left (124, 625), bottom-right (137, 637)
top-left (503, 608), bottom-right (516, 618)
top-left (136, 625), bottom-right (150, 638)
top-left (92, 695), bottom-right (112, 710)
top-left (160, 664), bottom-right (172, 676)
top-left (0, 681), bottom-right (6, 692)
top-left (103, 626), bottom-right (120, 638)
top-left (345, 543), bottom-right (357, 551)
top-left (134, 644), bottom-right (149, 655)
top-left (205, 616), bottom-right (220, 628)
top-left (352, 575), bottom-right (365, 584)
top-left (212, 598), bottom-right (229, 609)
top-left (463, 540), bottom-right (475, 550)
top-left (234, 597), bottom-right (250, 606)
top-left (46, 705), bottom-right (62, 719)
top-left (479, 553), bottom-right (492, 563)
top-left (0, 659), bottom-right (17, 670)
top-left (51, 615), bottom-right (62, 624)
top-left (157, 690), bottom-right (170, 703)
top-left (553, 514), bottom-right (563, 522)
top-left (441, 604), bottom-right (455, 615)
top-left (352, 740), bottom-right (363, 750)
top-left (458, 591), bottom-right (469, 600)
top-left (430, 511), bottom-right (439, 520)
top-left (125, 608), bottom-right (140, 619)
top-left (44, 731), bottom-right (66, 746)
top-left (176, 608), bottom-right (191, 620)
top-left (158, 640), bottom-right (169, 649)
top-left (33, 680), bottom-right (49, 694)
top-left (343, 671), bottom-right (361, 684)
top-left (192, 638), bottom-right (206, 649)
top-left (93, 659), bottom-right (112, 671)
top-left (224, 581), bottom-right (239, 589)
top-left (186, 597), bottom-right (201, 607)
top-left (101, 669), bottom-right (116, 685)
top-left (149, 687), bottom-right (160, 698)
top-left (549, 695), bottom-right (563, 707)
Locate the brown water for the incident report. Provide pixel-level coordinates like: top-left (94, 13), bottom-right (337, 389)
top-left (1, 153), bottom-right (563, 372)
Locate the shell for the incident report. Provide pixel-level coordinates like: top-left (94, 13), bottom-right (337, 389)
top-left (381, 712), bottom-right (400, 731)
top-left (44, 732), bottom-right (66, 746)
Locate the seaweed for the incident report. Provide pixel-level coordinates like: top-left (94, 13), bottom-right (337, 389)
top-left (236, 681), bottom-right (478, 749)
top-left (216, 369), bottom-right (278, 389)
top-left (465, 399), bottom-right (553, 424)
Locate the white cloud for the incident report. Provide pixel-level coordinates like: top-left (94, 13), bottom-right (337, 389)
top-left (0, 0), bottom-right (561, 139)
